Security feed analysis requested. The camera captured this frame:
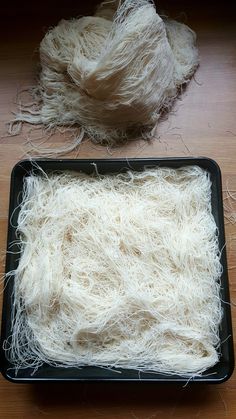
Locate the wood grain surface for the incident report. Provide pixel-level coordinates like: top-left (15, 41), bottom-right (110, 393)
top-left (0, 2), bottom-right (236, 417)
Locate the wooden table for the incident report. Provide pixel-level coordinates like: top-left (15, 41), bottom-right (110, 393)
top-left (0, 3), bottom-right (236, 417)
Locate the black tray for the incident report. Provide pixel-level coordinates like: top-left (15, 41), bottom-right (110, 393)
top-left (0, 157), bottom-right (234, 383)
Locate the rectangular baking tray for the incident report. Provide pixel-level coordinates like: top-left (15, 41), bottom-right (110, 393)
top-left (0, 157), bottom-right (234, 383)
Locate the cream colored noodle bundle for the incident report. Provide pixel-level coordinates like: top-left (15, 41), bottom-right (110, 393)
top-left (12, 0), bottom-right (199, 147)
top-left (7, 166), bottom-right (222, 376)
